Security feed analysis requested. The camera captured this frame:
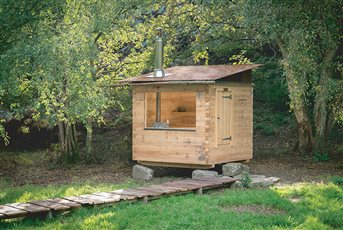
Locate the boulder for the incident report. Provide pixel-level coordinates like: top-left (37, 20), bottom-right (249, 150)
top-left (230, 180), bottom-right (243, 188)
top-left (132, 164), bottom-right (154, 181)
top-left (249, 175), bottom-right (280, 188)
top-left (192, 170), bottom-right (218, 179)
top-left (222, 163), bottom-right (250, 177)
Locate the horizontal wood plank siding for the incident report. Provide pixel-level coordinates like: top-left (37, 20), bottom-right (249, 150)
top-left (132, 84), bottom-right (210, 166)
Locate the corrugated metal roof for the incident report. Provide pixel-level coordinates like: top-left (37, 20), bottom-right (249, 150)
top-left (120, 64), bottom-right (261, 83)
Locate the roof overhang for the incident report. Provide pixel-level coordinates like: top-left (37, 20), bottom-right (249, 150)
top-left (120, 64), bottom-right (262, 85)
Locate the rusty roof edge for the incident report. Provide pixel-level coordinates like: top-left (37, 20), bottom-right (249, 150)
top-left (129, 80), bottom-right (216, 86)
top-left (120, 64), bottom-right (262, 83)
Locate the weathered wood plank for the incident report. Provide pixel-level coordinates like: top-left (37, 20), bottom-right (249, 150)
top-left (0, 205), bottom-right (28, 218)
top-left (64, 194), bottom-right (120, 205)
top-left (110, 189), bottom-right (153, 198)
top-left (178, 179), bottom-right (218, 186)
top-left (193, 177), bottom-right (236, 184)
top-left (93, 192), bottom-right (137, 201)
top-left (28, 200), bottom-right (69, 211)
top-left (162, 181), bottom-right (203, 190)
top-left (151, 184), bottom-right (189, 192)
top-left (136, 185), bottom-right (179, 195)
top-left (63, 196), bottom-right (99, 205)
top-left (80, 194), bottom-right (120, 204)
top-left (46, 198), bottom-right (81, 208)
top-left (7, 203), bottom-right (50, 213)
top-left (134, 187), bottom-right (165, 196)
top-left (0, 177), bottom-right (237, 221)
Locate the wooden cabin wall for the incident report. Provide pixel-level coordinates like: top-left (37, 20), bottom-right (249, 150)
top-left (145, 92), bottom-right (196, 127)
top-left (132, 84), bottom-right (212, 167)
top-left (208, 83), bottom-right (253, 164)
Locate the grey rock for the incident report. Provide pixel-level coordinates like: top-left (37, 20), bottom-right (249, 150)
top-left (222, 163), bottom-right (250, 177)
top-left (192, 170), bottom-right (218, 179)
top-left (251, 174), bottom-right (266, 178)
top-left (268, 177), bottom-right (281, 183)
top-left (250, 176), bottom-right (281, 188)
top-left (233, 174), bottom-right (243, 180)
top-left (132, 164), bottom-right (154, 181)
top-left (221, 176), bottom-right (233, 179)
top-left (231, 180), bottom-right (243, 188)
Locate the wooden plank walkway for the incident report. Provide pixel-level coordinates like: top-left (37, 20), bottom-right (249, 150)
top-left (0, 177), bottom-right (236, 220)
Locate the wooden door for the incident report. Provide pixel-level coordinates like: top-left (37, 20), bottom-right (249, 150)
top-left (217, 90), bottom-right (233, 145)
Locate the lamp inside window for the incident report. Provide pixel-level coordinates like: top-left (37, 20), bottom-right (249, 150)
top-left (145, 92), bottom-right (196, 129)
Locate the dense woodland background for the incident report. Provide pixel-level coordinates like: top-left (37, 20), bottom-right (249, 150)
top-left (0, 0), bottom-right (342, 165)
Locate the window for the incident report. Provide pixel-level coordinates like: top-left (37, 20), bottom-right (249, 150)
top-left (145, 92), bottom-right (196, 129)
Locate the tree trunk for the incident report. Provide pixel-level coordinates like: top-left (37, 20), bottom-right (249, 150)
top-left (278, 38), bottom-right (338, 155)
top-left (86, 118), bottom-right (92, 155)
top-left (313, 49), bottom-right (336, 153)
top-left (58, 121), bottom-right (79, 161)
top-left (283, 61), bottom-right (314, 154)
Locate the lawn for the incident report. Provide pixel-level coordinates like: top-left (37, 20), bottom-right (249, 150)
top-left (0, 180), bottom-right (342, 230)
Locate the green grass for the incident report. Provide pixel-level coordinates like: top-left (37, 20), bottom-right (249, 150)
top-left (0, 182), bottom-right (342, 229)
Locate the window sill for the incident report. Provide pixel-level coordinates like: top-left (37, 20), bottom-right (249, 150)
top-left (144, 128), bottom-right (196, 132)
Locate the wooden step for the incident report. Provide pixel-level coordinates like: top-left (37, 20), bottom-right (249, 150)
top-left (0, 177), bottom-right (237, 220)
top-left (6, 203), bottom-right (50, 214)
top-left (28, 200), bottom-right (70, 211)
top-left (46, 198), bottom-right (81, 208)
top-left (92, 192), bottom-right (137, 201)
top-left (0, 205), bottom-right (28, 219)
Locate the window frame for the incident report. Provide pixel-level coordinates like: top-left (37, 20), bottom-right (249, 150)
top-left (144, 91), bottom-right (197, 131)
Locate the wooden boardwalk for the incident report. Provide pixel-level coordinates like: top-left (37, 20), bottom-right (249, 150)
top-left (0, 177), bottom-right (236, 220)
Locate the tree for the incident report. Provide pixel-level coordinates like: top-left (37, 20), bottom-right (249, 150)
top-left (0, 0), bottom-right (248, 158)
top-left (0, 0), bottom-right (114, 158)
top-left (244, 0), bottom-right (343, 155)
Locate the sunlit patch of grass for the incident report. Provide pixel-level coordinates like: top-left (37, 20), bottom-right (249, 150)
top-left (0, 182), bottom-right (342, 229)
top-left (0, 179), bottom-right (139, 204)
top-left (274, 183), bottom-right (343, 228)
top-left (83, 212), bottom-right (117, 229)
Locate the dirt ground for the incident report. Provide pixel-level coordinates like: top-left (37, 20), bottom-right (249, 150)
top-left (246, 154), bottom-right (343, 184)
top-left (1, 152), bottom-right (342, 187)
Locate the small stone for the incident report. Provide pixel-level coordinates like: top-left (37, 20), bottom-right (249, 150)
top-left (233, 174), bottom-right (243, 180)
top-left (231, 181), bottom-right (242, 188)
top-left (192, 170), bottom-right (218, 179)
top-left (249, 176), bottom-right (280, 188)
top-left (221, 176), bottom-right (233, 179)
top-left (132, 164), bottom-right (154, 181)
top-left (268, 177), bottom-right (281, 183)
top-left (222, 163), bottom-right (250, 177)
top-left (250, 174), bottom-right (266, 178)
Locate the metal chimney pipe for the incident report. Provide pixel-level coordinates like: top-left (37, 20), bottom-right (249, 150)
top-left (153, 28), bottom-right (165, 78)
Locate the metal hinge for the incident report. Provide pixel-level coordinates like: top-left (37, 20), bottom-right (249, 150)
top-left (222, 136), bottom-right (232, 141)
top-left (222, 95), bottom-right (232, 99)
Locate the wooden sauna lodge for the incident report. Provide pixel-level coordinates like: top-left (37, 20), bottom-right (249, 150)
top-left (121, 64), bottom-right (261, 168)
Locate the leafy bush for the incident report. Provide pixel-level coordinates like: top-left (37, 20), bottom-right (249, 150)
top-left (240, 172), bottom-right (252, 188)
top-left (313, 151), bottom-right (330, 162)
top-left (330, 176), bottom-right (343, 185)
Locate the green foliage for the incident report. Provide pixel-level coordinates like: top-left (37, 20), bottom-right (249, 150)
top-left (313, 151), bottom-right (330, 162)
top-left (229, 50), bottom-right (252, 65)
top-left (253, 61), bottom-right (290, 112)
top-left (240, 172), bottom-right (252, 188)
top-left (330, 176), bottom-right (343, 185)
top-left (244, 0), bottom-right (343, 154)
top-left (0, 0), bottom-right (246, 150)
